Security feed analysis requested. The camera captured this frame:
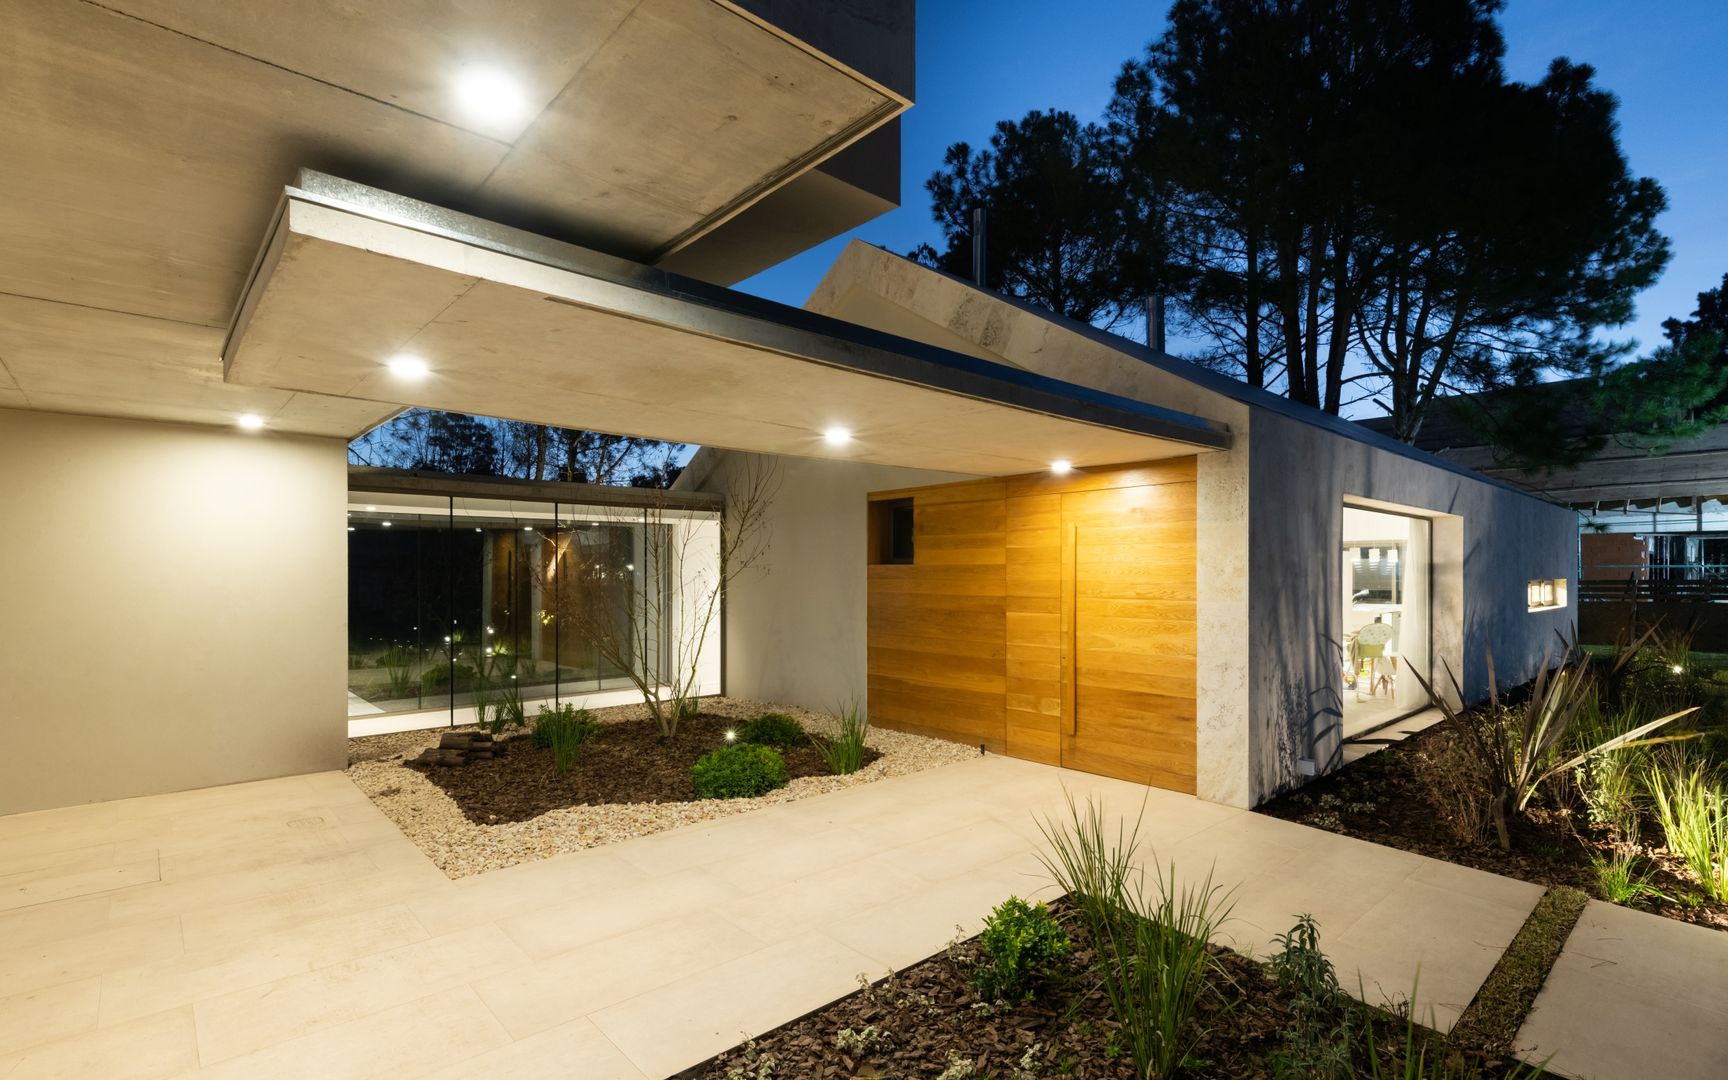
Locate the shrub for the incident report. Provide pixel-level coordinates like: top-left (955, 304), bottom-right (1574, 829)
top-left (1268, 915), bottom-right (1352, 1079)
top-left (1037, 794), bottom-right (1231, 1080)
top-left (1413, 646), bottom-right (1696, 851)
top-left (812, 700), bottom-right (870, 775)
top-left (1412, 727), bottom-right (1494, 847)
top-left (692, 743), bottom-right (787, 799)
top-left (1648, 758), bottom-right (1728, 902)
top-left (972, 896), bottom-right (1070, 1002)
top-left (738, 712), bottom-right (807, 748)
top-left (532, 703), bottom-right (595, 774)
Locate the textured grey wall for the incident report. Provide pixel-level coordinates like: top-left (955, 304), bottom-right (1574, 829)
top-left (1247, 408), bottom-right (1578, 803)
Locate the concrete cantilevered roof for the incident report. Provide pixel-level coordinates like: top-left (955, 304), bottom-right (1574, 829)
top-left (222, 174), bottom-right (1231, 474)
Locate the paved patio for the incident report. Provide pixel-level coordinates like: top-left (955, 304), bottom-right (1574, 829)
top-left (0, 752), bottom-right (1591, 1078)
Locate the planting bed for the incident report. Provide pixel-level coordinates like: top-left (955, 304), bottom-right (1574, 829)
top-left (402, 712), bottom-right (880, 823)
top-left (682, 897), bottom-right (1538, 1080)
top-left (347, 696), bottom-right (973, 878)
top-left (1259, 714), bottom-right (1728, 933)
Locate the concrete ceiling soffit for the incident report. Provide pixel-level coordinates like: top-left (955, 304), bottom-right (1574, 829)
top-left (223, 180), bottom-right (1232, 476)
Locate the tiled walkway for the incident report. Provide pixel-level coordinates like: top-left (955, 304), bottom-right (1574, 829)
top-left (2, 755), bottom-right (1551, 1078)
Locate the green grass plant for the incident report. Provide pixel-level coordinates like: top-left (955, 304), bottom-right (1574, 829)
top-left (1647, 757), bottom-right (1728, 902)
top-left (1036, 794), bottom-right (1232, 1079)
top-left (811, 700), bottom-right (870, 775)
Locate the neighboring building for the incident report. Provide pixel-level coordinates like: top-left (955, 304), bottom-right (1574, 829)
top-left (0, 0), bottom-right (1570, 817)
top-left (1359, 382), bottom-right (1728, 644)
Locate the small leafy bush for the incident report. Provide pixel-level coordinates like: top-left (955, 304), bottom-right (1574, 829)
top-left (812, 700), bottom-right (870, 775)
top-left (1269, 914), bottom-right (1352, 1079)
top-left (532, 703), bottom-right (595, 774)
top-left (692, 743), bottom-right (787, 800)
top-left (738, 712), bottom-right (807, 748)
top-left (972, 896), bottom-right (1070, 1002)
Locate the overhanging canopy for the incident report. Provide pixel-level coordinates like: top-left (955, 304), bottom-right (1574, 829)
top-left (224, 173), bottom-right (1233, 475)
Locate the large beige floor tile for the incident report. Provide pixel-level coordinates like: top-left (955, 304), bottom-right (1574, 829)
top-left (99, 902), bottom-right (431, 1026)
top-left (421, 1017), bottom-right (647, 1080)
top-left (107, 848), bottom-right (381, 927)
top-left (191, 986), bottom-right (512, 1080)
top-left (179, 863), bottom-right (442, 954)
top-left (408, 848), bottom-right (646, 935)
top-left (192, 922), bottom-right (525, 1063)
top-left (0, 1005), bottom-right (198, 1080)
top-left (497, 865), bottom-right (741, 959)
top-left (0, 856), bottom-right (160, 911)
top-left (1330, 874), bottom-right (1542, 1031)
top-left (0, 915), bottom-right (184, 997)
top-left (591, 931), bottom-right (880, 1078)
top-left (0, 977), bottom-right (100, 1057)
top-left (1517, 900), bottom-right (1728, 1079)
top-left (474, 909), bottom-right (765, 1039)
top-left (718, 855), bottom-right (930, 942)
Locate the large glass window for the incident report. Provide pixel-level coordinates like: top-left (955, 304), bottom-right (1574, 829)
top-left (1341, 504), bottom-right (1432, 738)
top-left (346, 486), bottom-right (716, 732)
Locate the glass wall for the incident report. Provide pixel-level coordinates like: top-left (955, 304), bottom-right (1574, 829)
top-left (346, 487), bottom-right (716, 730)
top-left (1340, 504), bottom-right (1432, 738)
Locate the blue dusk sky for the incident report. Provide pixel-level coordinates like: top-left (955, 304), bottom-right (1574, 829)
top-left (737, 0), bottom-right (1728, 371)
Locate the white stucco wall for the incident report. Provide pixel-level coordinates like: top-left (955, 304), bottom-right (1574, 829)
top-left (693, 450), bottom-right (970, 712)
top-left (1246, 408), bottom-right (1578, 803)
top-left (0, 409), bottom-right (349, 814)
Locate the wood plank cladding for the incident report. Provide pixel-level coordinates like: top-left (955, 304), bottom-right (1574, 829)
top-left (867, 459), bottom-right (1198, 792)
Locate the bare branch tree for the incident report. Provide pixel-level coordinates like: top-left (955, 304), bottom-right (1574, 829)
top-left (535, 458), bottom-right (778, 738)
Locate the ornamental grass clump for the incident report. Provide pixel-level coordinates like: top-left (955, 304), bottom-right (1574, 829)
top-left (1036, 794), bottom-right (1231, 1080)
top-left (1647, 757), bottom-right (1728, 902)
top-left (531, 703), bottom-right (594, 774)
top-left (691, 743), bottom-right (787, 800)
top-left (812, 700), bottom-right (870, 775)
top-left (971, 895), bottom-right (1070, 1003)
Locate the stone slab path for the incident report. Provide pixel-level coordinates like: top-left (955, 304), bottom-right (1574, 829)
top-left (0, 753), bottom-right (1587, 1078)
top-left (1515, 898), bottom-right (1728, 1079)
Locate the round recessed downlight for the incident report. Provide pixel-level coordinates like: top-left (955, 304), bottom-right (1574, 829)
top-left (823, 426), bottom-right (852, 446)
top-left (386, 354), bottom-right (430, 379)
top-left (453, 65), bottom-right (527, 125)
top-left (1050, 459), bottom-right (1073, 475)
top-left (237, 413), bottom-right (265, 431)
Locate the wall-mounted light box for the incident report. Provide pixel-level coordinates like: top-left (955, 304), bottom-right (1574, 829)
top-left (1527, 578), bottom-right (1568, 612)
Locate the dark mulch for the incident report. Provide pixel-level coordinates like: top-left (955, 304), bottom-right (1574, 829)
top-left (677, 897), bottom-right (1536, 1080)
top-left (407, 713), bottom-right (877, 825)
top-left (1257, 716), bottom-right (1728, 932)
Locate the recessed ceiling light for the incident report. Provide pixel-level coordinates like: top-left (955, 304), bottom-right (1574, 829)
top-left (381, 521), bottom-right (393, 527)
top-left (1050, 459), bottom-right (1073, 475)
top-left (237, 413), bottom-right (265, 431)
top-left (365, 505), bottom-right (377, 512)
top-left (823, 426), bottom-right (852, 446)
top-left (386, 354), bottom-right (429, 379)
top-left (453, 65), bottom-right (526, 124)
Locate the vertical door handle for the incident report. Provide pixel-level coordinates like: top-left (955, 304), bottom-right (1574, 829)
top-left (1062, 522), bottom-right (1077, 735)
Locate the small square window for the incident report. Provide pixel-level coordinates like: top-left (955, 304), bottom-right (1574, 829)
top-left (1527, 578), bottom-right (1568, 611)
top-left (869, 498), bottom-right (914, 565)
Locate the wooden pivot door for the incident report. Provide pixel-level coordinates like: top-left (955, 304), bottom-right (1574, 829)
top-left (1059, 482), bottom-right (1197, 792)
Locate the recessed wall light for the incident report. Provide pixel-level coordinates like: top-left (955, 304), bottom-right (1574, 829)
top-left (823, 426), bottom-right (852, 446)
top-left (453, 65), bottom-right (526, 124)
top-left (381, 521), bottom-right (393, 527)
top-left (237, 413), bottom-right (265, 431)
top-left (386, 354), bottom-right (429, 379)
top-left (1050, 459), bottom-right (1073, 475)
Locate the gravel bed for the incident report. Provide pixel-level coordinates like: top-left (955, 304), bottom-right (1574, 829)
top-left (346, 697), bottom-right (977, 879)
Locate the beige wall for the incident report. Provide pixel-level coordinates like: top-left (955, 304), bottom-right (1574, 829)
top-left (691, 450), bottom-right (971, 712)
top-left (0, 409), bottom-right (348, 814)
